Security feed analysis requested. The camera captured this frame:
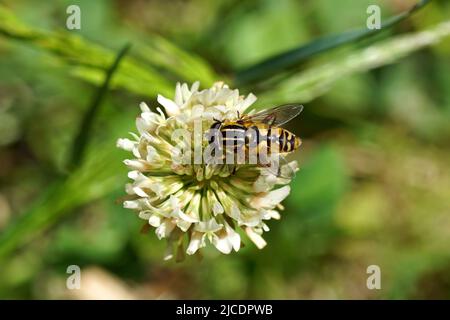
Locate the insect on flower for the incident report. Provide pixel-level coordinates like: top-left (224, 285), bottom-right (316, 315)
top-left (117, 82), bottom-right (303, 260)
top-left (207, 104), bottom-right (303, 177)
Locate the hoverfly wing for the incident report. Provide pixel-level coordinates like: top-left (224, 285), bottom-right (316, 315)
top-left (244, 104), bottom-right (303, 127)
top-left (265, 154), bottom-right (298, 179)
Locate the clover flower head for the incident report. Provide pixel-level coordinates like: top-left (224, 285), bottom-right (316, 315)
top-left (117, 81), bottom-right (298, 260)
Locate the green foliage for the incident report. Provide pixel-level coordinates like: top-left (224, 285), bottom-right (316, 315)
top-left (258, 21), bottom-right (450, 106)
top-left (69, 43), bottom-right (131, 169)
top-left (0, 5), bottom-right (218, 98)
top-left (235, 0), bottom-right (431, 85)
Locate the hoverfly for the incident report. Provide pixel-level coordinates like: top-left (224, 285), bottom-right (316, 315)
top-left (208, 104), bottom-right (303, 177)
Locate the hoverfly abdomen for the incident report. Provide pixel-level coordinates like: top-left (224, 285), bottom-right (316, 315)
top-left (264, 127), bottom-right (299, 154)
top-left (278, 129), bottom-right (301, 153)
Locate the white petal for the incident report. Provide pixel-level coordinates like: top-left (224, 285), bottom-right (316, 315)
top-left (174, 83), bottom-right (183, 106)
top-left (136, 116), bottom-right (155, 134)
top-left (180, 83), bottom-right (191, 101)
top-left (213, 105), bottom-right (227, 113)
top-left (125, 183), bottom-right (134, 195)
top-left (155, 220), bottom-right (175, 239)
top-left (146, 145), bottom-right (159, 163)
top-left (212, 235), bottom-right (233, 254)
top-left (238, 93), bottom-right (257, 113)
top-left (123, 200), bottom-right (140, 209)
top-left (225, 223), bottom-right (241, 251)
top-left (195, 218), bottom-right (223, 233)
top-left (133, 186), bottom-right (148, 198)
top-left (175, 209), bottom-right (199, 223)
top-left (149, 214), bottom-right (162, 227)
top-left (186, 232), bottom-right (203, 255)
top-left (230, 205), bottom-right (241, 220)
top-left (141, 110), bottom-right (157, 123)
top-left (212, 202), bottom-right (224, 215)
top-left (132, 147), bottom-right (141, 159)
top-left (128, 170), bottom-right (140, 180)
top-left (250, 186), bottom-right (291, 209)
top-left (190, 81), bottom-right (200, 93)
top-left (261, 209), bottom-right (281, 220)
top-left (157, 94), bottom-right (180, 116)
top-left (149, 183), bottom-right (163, 198)
top-left (116, 138), bottom-right (135, 151)
top-left (139, 102), bottom-right (151, 112)
top-left (246, 227), bottom-right (267, 249)
top-left (176, 218), bottom-right (191, 232)
top-left (138, 211), bottom-right (152, 220)
top-left (268, 186), bottom-right (291, 204)
top-left (253, 173), bottom-right (277, 192)
top-left (169, 195), bottom-right (179, 209)
top-left (239, 214), bottom-right (261, 227)
top-left (124, 159), bottom-right (148, 171)
top-left (191, 104), bottom-right (204, 119)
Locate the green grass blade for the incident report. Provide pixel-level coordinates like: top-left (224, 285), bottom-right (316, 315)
top-left (137, 35), bottom-right (219, 86)
top-left (0, 116), bottom-right (130, 261)
top-left (234, 0), bottom-right (431, 86)
top-left (0, 5), bottom-right (174, 98)
top-left (69, 43), bottom-right (131, 170)
top-left (258, 21), bottom-right (450, 106)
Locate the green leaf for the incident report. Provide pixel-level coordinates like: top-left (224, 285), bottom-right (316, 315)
top-left (234, 0), bottom-right (431, 86)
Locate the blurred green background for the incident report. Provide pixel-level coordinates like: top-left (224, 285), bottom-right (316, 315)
top-left (0, 0), bottom-right (449, 299)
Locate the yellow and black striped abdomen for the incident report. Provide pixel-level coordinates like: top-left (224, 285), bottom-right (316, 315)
top-left (267, 127), bottom-right (301, 154)
top-left (213, 122), bottom-right (301, 154)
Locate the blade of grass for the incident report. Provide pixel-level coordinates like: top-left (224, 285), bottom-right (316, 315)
top-left (0, 5), bottom-right (221, 96)
top-left (0, 143), bottom-right (128, 261)
top-left (0, 42), bottom-right (136, 261)
top-left (0, 5), bottom-right (169, 97)
top-left (69, 43), bottom-right (131, 169)
top-left (257, 21), bottom-right (450, 106)
top-left (137, 35), bottom-right (218, 86)
top-left (234, 0), bottom-right (431, 86)
top-left (0, 96), bottom-right (135, 261)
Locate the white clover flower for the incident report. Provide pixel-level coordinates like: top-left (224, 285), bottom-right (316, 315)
top-left (117, 81), bottom-right (298, 260)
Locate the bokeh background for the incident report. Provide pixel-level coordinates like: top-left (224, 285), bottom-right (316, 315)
top-left (0, 0), bottom-right (449, 299)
